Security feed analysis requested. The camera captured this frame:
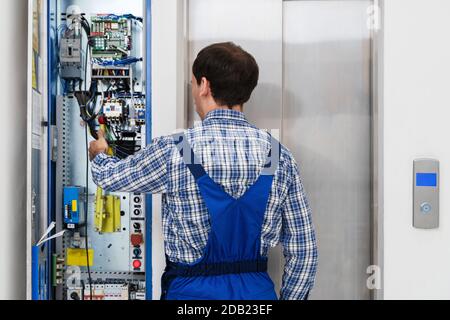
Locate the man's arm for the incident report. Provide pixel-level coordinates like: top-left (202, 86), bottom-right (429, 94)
top-left (90, 136), bottom-right (172, 193)
top-left (280, 159), bottom-right (318, 300)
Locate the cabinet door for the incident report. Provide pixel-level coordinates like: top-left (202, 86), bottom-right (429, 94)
top-left (27, 0), bottom-right (49, 300)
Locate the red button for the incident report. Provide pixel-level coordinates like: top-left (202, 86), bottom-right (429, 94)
top-left (131, 233), bottom-right (144, 246)
top-left (98, 115), bottom-right (106, 125)
top-left (133, 260), bottom-right (142, 269)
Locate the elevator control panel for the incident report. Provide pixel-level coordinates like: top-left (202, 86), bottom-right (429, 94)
top-left (413, 159), bottom-right (439, 229)
top-left (51, 3), bottom-right (148, 300)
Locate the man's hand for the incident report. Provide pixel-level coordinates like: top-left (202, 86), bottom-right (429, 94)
top-left (89, 129), bottom-right (109, 161)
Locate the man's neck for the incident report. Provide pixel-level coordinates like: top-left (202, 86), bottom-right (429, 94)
top-left (202, 105), bottom-right (243, 119)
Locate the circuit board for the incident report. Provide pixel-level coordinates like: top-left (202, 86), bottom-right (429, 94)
top-left (90, 15), bottom-right (132, 59)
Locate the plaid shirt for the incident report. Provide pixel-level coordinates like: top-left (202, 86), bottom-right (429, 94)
top-left (91, 109), bottom-right (318, 300)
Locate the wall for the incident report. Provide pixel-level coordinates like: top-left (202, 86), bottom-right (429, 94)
top-left (383, 0), bottom-right (450, 299)
top-left (151, 0), bottom-right (186, 299)
top-left (0, 0), bottom-right (28, 300)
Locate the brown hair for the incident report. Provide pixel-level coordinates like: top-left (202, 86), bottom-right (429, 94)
top-left (192, 42), bottom-right (259, 107)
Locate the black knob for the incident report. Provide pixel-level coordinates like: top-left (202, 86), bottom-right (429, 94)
top-left (70, 292), bottom-right (80, 300)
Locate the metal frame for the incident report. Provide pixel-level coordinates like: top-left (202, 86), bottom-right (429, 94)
top-left (26, 0), bottom-right (34, 300)
top-left (47, 0), bottom-right (58, 300)
top-left (28, 0), bottom-right (52, 300)
top-left (370, 0), bottom-right (384, 300)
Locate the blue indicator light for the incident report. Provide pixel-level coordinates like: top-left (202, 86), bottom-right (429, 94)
top-left (416, 173), bottom-right (437, 187)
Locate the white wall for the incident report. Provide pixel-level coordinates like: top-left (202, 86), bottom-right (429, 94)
top-left (0, 0), bottom-right (28, 300)
top-left (383, 0), bottom-right (450, 299)
top-left (151, 0), bottom-right (186, 299)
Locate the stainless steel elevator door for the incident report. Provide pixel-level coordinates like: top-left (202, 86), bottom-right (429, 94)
top-left (283, 0), bottom-right (372, 299)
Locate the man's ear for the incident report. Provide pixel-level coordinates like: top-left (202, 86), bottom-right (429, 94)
top-left (199, 77), bottom-right (210, 97)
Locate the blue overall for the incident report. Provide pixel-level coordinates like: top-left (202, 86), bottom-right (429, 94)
top-left (160, 133), bottom-right (280, 300)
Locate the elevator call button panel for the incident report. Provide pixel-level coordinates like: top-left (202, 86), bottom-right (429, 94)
top-left (413, 159), bottom-right (439, 229)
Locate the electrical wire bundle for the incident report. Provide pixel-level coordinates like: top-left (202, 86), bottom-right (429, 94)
top-left (84, 126), bottom-right (93, 301)
top-left (93, 57), bottom-right (143, 67)
top-left (74, 37), bottom-right (101, 140)
top-left (74, 81), bottom-right (100, 140)
top-left (96, 13), bottom-right (143, 23)
top-left (107, 126), bottom-right (142, 160)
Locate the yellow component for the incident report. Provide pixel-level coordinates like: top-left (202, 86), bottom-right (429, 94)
top-left (32, 53), bottom-right (37, 90)
top-left (99, 124), bottom-right (114, 156)
top-left (106, 146), bottom-right (114, 156)
top-left (94, 187), bottom-right (121, 233)
top-left (71, 200), bottom-right (77, 212)
top-left (66, 248), bottom-right (94, 267)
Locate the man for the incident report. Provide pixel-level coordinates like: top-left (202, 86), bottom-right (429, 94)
top-left (89, 42), bottom-right (318, 300)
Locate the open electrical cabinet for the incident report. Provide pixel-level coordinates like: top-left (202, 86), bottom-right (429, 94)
top-left (27, 0), bottom-right (152, 300)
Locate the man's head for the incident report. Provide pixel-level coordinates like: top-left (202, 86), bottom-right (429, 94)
top-left (191, 42), bottom-right (259, 119)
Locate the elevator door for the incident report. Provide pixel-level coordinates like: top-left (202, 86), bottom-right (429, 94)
top-left (283, 0), bottom-right (372, 299)
top-left (187, 0), bottom-right (373, 299)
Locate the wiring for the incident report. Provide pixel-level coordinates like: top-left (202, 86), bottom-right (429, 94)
top-left (81, 13), bottom-right (93, 300)
top-left (80, 15), bottom-right (91, 36)
top-left (93, 57), bottom-right (143, 67)
top-left (75, 40), bottom-right (100, 139)
top-left (84, 126), bottom-right (93, 301)
top-left (83, 24), bottom-right (93, 298)
top-left (97, 13), bottom-right (143, 23)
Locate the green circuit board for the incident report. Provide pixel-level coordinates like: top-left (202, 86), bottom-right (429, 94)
top-left (90, 16), bottom-right (131, 59)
